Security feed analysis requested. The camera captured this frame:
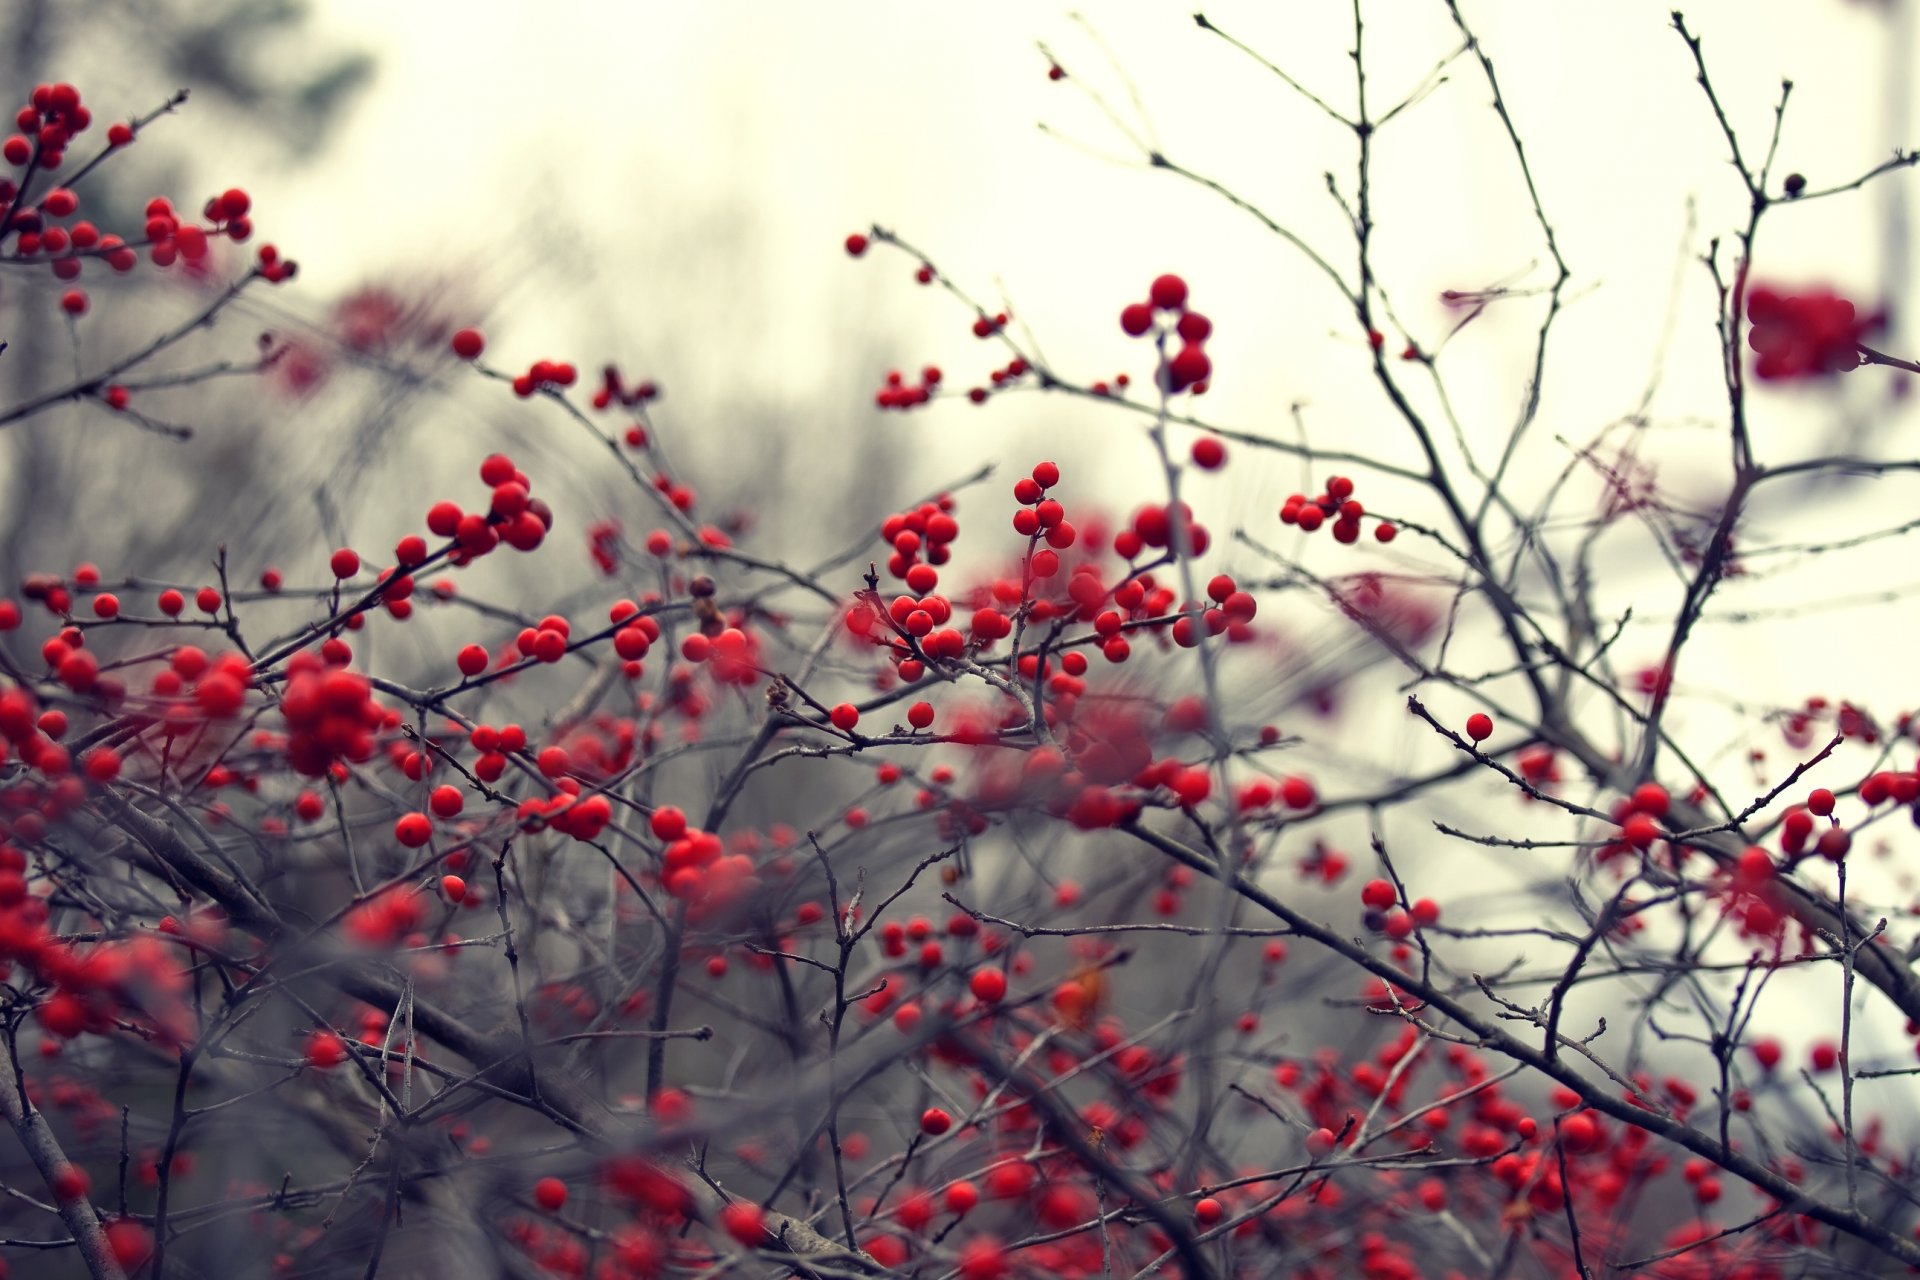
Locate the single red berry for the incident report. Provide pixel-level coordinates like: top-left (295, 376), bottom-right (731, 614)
top-left (1807, 787), bottom-right (1835, 816)
top-left (920, 1107), bottom-right (953, 1136)
top-left (450, 328), bottom-right (485, 360)
top-left (1194, 1196), bottom-right (1224, 1226)
top-left (157, 588), bottom-right (184, 616)
top-left (394, 812), bottom-right (432, 847)
top-left (1149, 273), bottom-right (1189, 310)
top-left (533, 1176), bottom-right (568, 1212)
top-left (1631, 782), bottom-right (1670, 816)
top-left (440, 874), bottom-right (466, 902)
top-left (105, 1220), bottom-right (152, 1269)
top-left (1119, 302), bottom-right (1154, 336)
top-left (52, 1164), bottom-right (90, 1201)
top-left (650, 806), bottom-right (688, 840)
top-left (1621, 813), bottom-right (1660, 850)
top-left (430, 785), bottom-right (463, 818)
top-left (844, 233), bottom-right (869, 257)
top-left (91, 593), bottom-right (118, 619)
top-left (456, 644), bottom-right (488, 677)
top-left (306, 1031), bottom-right (348, 1069)
top-left (1360, 879), bottom-right (1397, 910)
top-left (1279, 775), bottom-right (1316, 809)
top-left (907, 701), bottom-right (935, 730)
top-left (330, 548), bottom-right (360, 579)
top-left (720, 1200), bottom-right (767, 1246)
top-left (195, 587), bottom-right (222, 614)
top-left (59, 288), bottom-right (87, 315)
top-left (1465, 713), bottom-right (1493, 742)
top-left (1190, 436), bottom-right (1226, 469)
top-left (830, 703), bottom-right (859, 732)
top-left (969, 968), bottom-right (1007, 1003)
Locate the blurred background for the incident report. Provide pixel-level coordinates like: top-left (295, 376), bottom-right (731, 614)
top-left (1, 4), bottom-right (1919, 1268)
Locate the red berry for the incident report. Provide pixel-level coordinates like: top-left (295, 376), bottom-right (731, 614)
top-left (719, 1201), bottom-right (766, 1246)
top-left (830, 703), bottom-right (859, 732)
top-left (1817, 826), bottom-right (1851, 861)
top-left (1194, 1196), bottom-right (1224, 1226)
top-left (306, 1031), bottom-right (348, 1068)
top-left (1621, 813), bottom-right (1659, 850)
top-left (450, 328), bottom-right (485, 359)
top-left (1149, 273), bottom-right (1189, 310)
top-left (440, 875), bottom-right (466, 902)
top-left (1119, 302), bottom-right (1154, 336)
top-left (1631, 782), bottom-right (1670, 816)
top-left (844, 233), bottom-right (869, 257)
top-left (1360, 879), bottom-right (1397, 910)
top-left (330, 548), bottom-right (360, 579)
top-left (969, 968), bottom-right (1007, 1003)
top-left (1190, 436), bottom-right (1226, 469)
top-left (533, 1176), bottom-right (568, 1212)
top-left (59, 288), bottom-right (86, 315)
top-left (456, 644), bottom-right (488, 677)
top-left (920, 1107), bottom-right (952, 1135)
top-left (1279, 775), bottom-right (1316, 810)
top-left (1465, 713), bottom-right (1493, 742)
top-left (395, 812), bottom-right (432, 847)
top-left (195, 587), bottom-right (222, 614)
top-left (52, 1164), bottom-right (90, 1201)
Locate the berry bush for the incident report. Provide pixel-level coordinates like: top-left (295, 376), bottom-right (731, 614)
top-left (3, 9), bottom-right (1920, 1279)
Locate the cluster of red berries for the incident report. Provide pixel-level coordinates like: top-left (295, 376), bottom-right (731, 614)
top-left (1600, 782), bottom-right (1672, 859)
top-left (1115, 500), bottom-right (1208, 559)
top-left (1010, 461), bottom-right (1077, 580)
top-left (424, 452), bottom-right (553, 562)
top-left (1280, 474), bottom-right (1395, 543)
top-left (2, 82), bottom-right (283, 310)
top-left (964, 354), bottom-right (1032, 405)
top-left (1745, 283), bottom-right (1881, 380)
top-left (510, 358), bottom-right (579, 398)
top-left (651, 807), bottom-right (760, 910)
top-left (2, 82), bottom-right (93, 170)
top-left (880, 494), bottom-right (961, 588)
top-left (342, 886), bottom-right (430, 949)
top-left (875, 363), bottom-right (943, 410)
top-left (1118, 274), bottom-right (1212, 394)
top-left (279, 650), bottom-right (393, 778)
top-left (591, 363), bottom-right (660, 411)
top-left (1358, 876), bottom-right (1443, 938)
